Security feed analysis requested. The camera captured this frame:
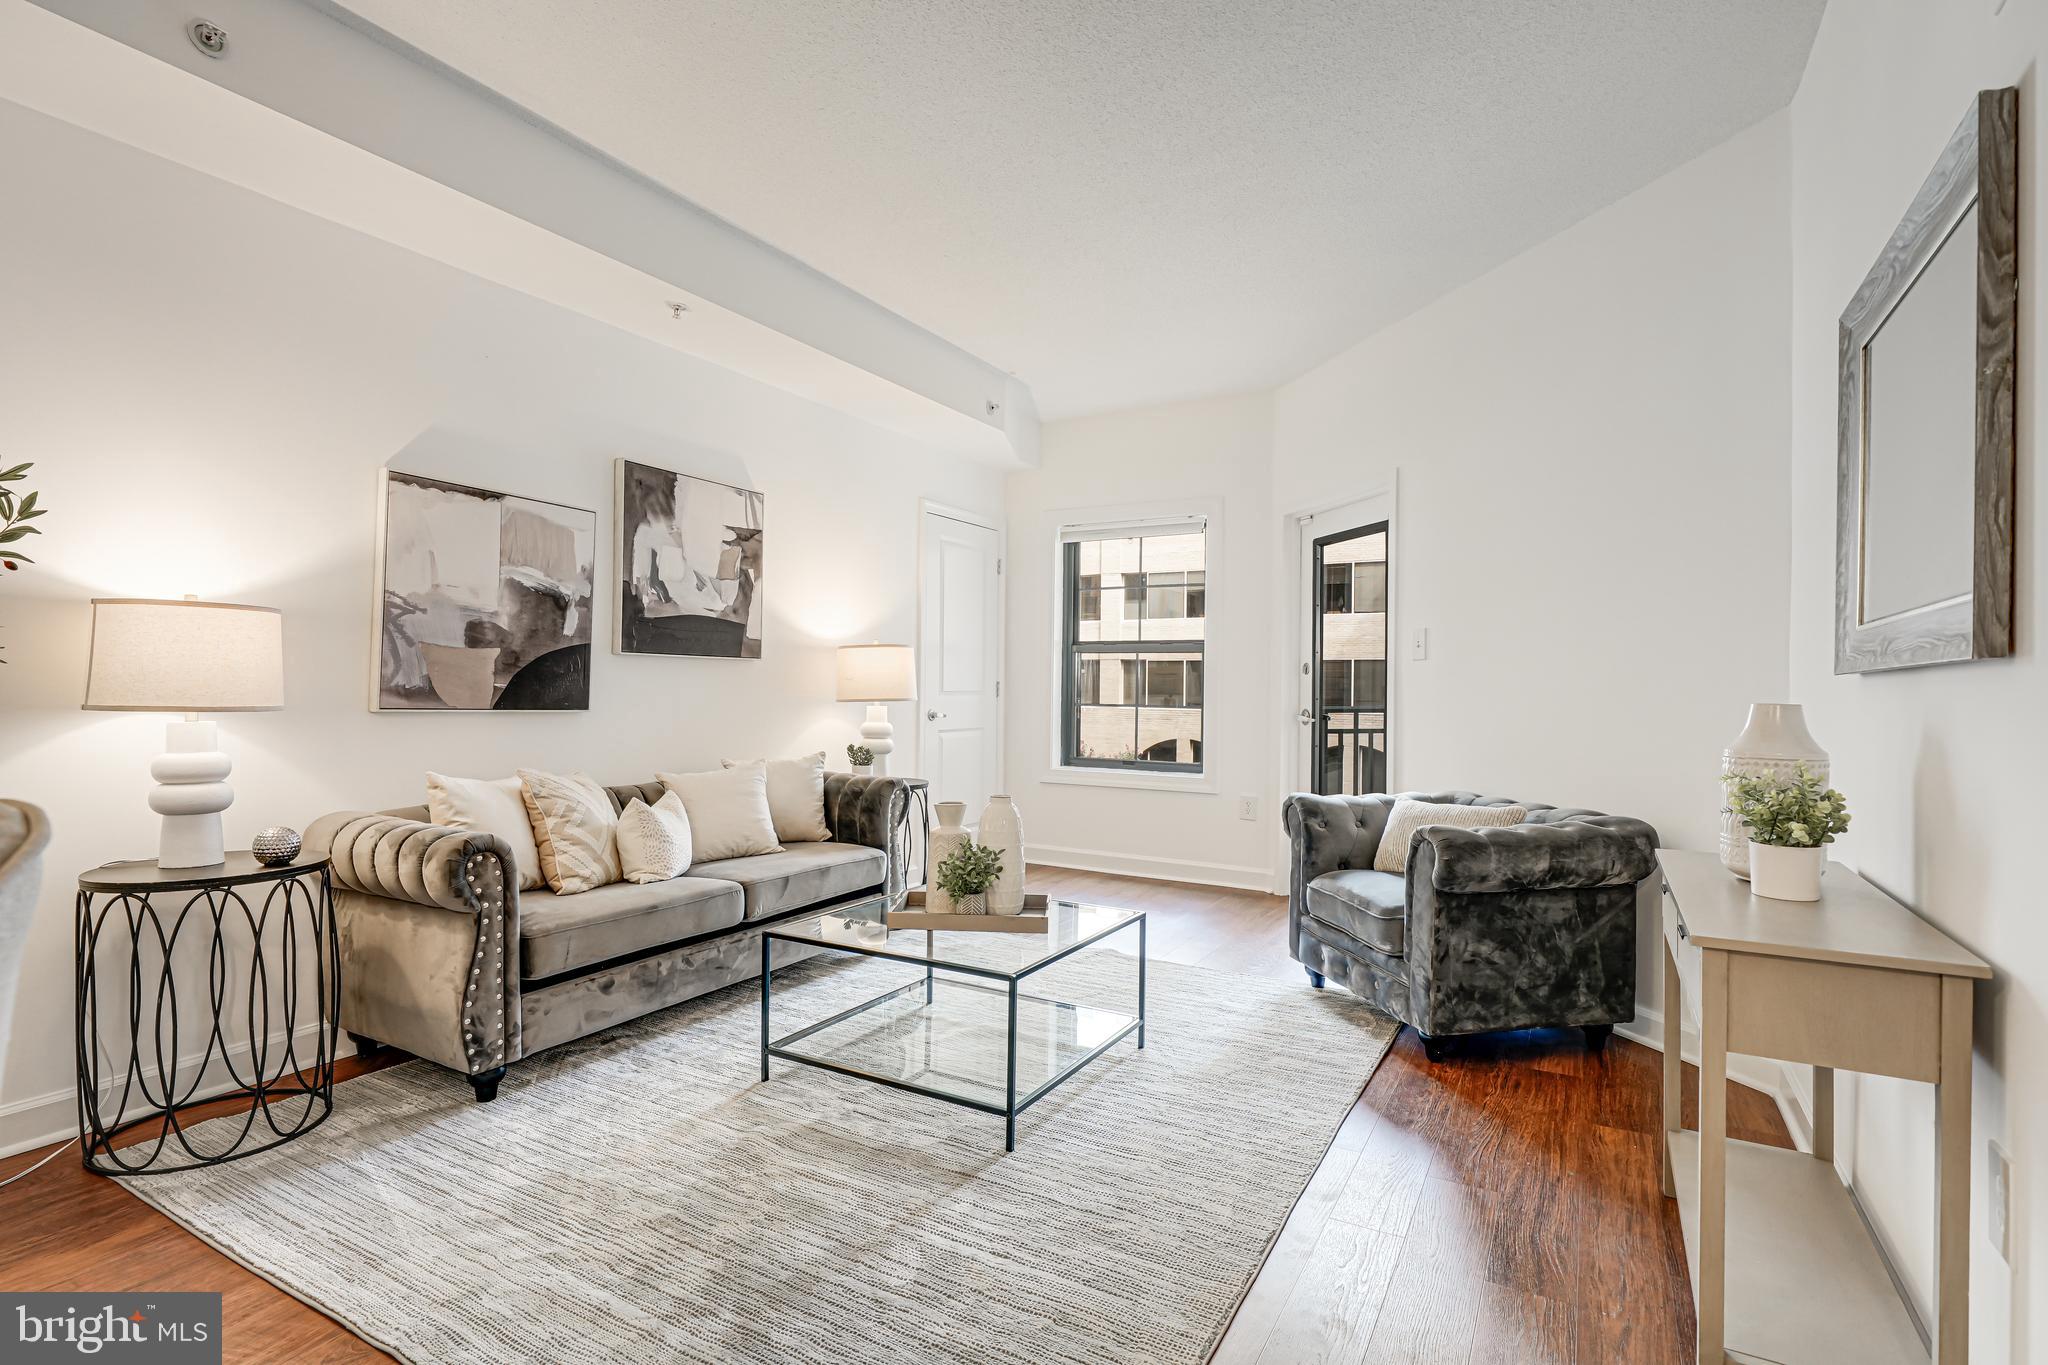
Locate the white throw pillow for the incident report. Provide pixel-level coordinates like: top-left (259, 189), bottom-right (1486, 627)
top-left (1373, 799), bottom-right (1528, 875)
top-left (516, 770), bottom-right (624, 896)
top-left (658, 762), bottom-right (784, 862)
top-left (616, 791), bottom-right (694, 884)
top-left (426, 772), bottom-right (543, 891)
top-left (721, 752), bottom-right (830, 843)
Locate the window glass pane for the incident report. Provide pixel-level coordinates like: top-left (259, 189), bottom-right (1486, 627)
top-left (1354, 562), bottom-right (1388, 614)
top-left (1076, 706), bottom-right (1136, 761)
top-left (1323, 562), bottom-right (1351, 613)
top-left (1354, 659), bottom-right (1388, 707)
top-left (1078, 574), bottom-right (1101, 622)
top-left (1186, 570), bottom-right (1205, 619)
top-left (1137, 707), bottom-right (1201, 765)
top-left (1145, 582), bottom-right (1185, 623)
top-left (1322, 659), bottom-right (1352, 707)
top-left (1089, 537), bottom-right (1141, 642)
top-left (1186, 658), bottom-right (1203, 707)
top-left (1076, 658), bottom-right (1100, 705)
top-left (1142, 659), bottom-right (1184, 707)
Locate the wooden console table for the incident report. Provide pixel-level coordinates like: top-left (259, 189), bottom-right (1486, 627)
top-left (1657, 849), bottom-right (1989, 1365)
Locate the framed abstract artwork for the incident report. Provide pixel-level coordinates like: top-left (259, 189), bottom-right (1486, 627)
top-left (614, 459), bottom-right (764, 658)
top-left (372, 470), bottom-right (596, 710)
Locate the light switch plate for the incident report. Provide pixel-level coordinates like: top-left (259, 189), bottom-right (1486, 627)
top-left (1236, 795), bottom-right (1259, 822)
top-left (1410, 628), bottom-right (1428, 661)
top-left (1989, 1139), bottom-right (2012, 1260)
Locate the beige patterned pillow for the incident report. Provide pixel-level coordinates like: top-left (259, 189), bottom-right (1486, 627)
top-left (517, 769), bottom-right (623, 895)
top-left (1373, 799), bottom-right (1527, 874)
top-left (616, 791), bottom-right (693, 884)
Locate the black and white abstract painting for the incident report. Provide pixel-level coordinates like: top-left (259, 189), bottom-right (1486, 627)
top-left (374, 470), bottom-right (595, 710)
top-left (614, 459), bottom-right (764, 658)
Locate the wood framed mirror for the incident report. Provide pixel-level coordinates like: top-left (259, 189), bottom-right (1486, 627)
top-left (1836, 87), bottom-right (2017, 674)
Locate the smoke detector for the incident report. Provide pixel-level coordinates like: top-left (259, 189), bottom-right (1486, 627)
top-left (187, 20), bottom-right (228, 57)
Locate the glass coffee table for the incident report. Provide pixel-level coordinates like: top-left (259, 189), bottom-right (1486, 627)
top-left (761, 899), bottom-right (1145, 1150)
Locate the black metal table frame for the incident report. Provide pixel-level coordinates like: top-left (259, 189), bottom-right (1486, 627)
top-left (760, 907), bottom-right (1145, 1150)
top-left (75, 858), bottom-right (340, 1176)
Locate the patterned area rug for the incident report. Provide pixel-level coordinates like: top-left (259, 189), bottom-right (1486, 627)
top-left (124, 947), bottom-right (1398, 1364)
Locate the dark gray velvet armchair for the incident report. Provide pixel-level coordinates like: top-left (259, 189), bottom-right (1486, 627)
top-left (1281, 790), bottom-right (1657, 1060)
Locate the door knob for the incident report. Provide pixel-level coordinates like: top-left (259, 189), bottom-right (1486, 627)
top-left (1298, 708), bottom-right (1314, 726)
top-left (927, 709), bottom-right (946, 721)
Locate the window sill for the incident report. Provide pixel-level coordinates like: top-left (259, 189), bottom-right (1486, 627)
top-left (1040, 766), bottom-right (1218, 795)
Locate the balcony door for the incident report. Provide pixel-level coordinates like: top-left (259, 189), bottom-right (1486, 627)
top-left (1297, 500), bottom-right (1390, 796)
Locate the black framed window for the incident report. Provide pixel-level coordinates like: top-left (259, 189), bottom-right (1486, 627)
top-left (1061, 525), bottom-right (1206, 772)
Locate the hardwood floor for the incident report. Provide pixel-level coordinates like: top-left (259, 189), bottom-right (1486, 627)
top-left (0, 866), bottom-right (1789, 1364)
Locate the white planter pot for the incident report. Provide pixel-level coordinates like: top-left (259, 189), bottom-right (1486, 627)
top-left (1720, 703), bottom-right (1829, 879)
top-left (851, 764), bottom-right (873, 778)
top-left (978, 795), bottom-right (1025, 915)
top-left (1747, 842), bottom-right (1824, 902)
top-left (926, 801), bottom-right (970, 915)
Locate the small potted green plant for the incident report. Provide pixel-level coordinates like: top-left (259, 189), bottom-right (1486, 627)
top-left (935, 839), bottom-right (1004, 915)
top-left (846, 743), bottom-right (874, 776)
top-left (1722, 764), bottom-right (1850, 902)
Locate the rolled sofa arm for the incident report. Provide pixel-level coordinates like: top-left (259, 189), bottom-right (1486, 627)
top-left (302, 811), bottom-right (521, 1077)
top-left (823, 773), bottom-right (916, 900)
top-left (1417, 814), bottom-right (1659, 895)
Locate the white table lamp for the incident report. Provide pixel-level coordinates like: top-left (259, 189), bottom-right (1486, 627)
top-left (836, 643), bottom-right (916, 776)
top-left (82, 598), bottom-right (284, 869)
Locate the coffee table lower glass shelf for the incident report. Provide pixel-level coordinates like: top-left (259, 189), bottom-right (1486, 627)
top-left (761, 899), bottom-right (1145, 1150)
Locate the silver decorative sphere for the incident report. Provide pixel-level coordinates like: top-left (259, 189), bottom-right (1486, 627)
top-left (252, 826), bottom-right (302, 867)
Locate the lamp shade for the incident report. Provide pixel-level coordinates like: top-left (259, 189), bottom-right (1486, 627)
top-left (82, 598), bottom-right (284, 712)
top-left (835, 643), bottom-right (916, 702)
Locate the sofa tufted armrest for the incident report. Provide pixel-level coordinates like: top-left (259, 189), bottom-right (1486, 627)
top-left (304, 811), bottom-right (516, 912)
top-left (1417, 815), bottom-right (1658, 895)
top-left (1283, 793), bottom-right (1393, 882)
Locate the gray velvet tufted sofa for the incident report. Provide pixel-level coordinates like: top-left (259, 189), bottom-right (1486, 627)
top-left (1281, 790), bottom-right (1657, 1060)
top-left (305, 773), bottom-right (913, 1101)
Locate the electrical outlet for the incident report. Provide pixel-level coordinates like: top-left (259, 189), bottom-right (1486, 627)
top-left (1989, 1139), bottom-right (2012, 1261)
top-left (1410, 627), bottom-right (1428, 661)
top-left (1236, 795), bottom-right (1259, 822)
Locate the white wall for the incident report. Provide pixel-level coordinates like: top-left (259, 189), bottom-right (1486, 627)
top-left (1789, 2), bottom-right (2044, 1353)
top-left (1271, 113), bottom-right (1794, 1020)
top-left (0, 101), bottom-right (1003, 1151)
top-left (1004, 393), bottom-right (1277, 889)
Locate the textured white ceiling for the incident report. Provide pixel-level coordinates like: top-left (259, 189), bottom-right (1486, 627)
top-left (326, 0), bottom-right (1823, 418)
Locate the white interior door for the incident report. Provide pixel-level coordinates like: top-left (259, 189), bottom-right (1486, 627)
top-left (1297, 493), bottom-right (1393, 795)
top-left (919, 507), bottom-right (1002, 823)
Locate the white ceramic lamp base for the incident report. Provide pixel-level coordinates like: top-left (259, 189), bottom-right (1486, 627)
top-left (859, 704), bottom-right (895, 777)
top-left (149, 719), bottom-right (234, 869)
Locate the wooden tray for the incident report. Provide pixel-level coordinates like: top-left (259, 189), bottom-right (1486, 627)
top-left (890, 890), bottom-right (1051, 932)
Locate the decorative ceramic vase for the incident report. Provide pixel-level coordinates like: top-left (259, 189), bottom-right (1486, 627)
top-left (926, 801), bottom-right (970, 915)
top-left (1748, 842), bottom-right (1824, 902)
top-left (1720, 703), bottom-right (1828, 879)
top-left (955, 892), bottom-right (988, 915)
top-left (978, 794), bottom-right (1025, 915)
top-left (851, 764), bottom-right (873, 777)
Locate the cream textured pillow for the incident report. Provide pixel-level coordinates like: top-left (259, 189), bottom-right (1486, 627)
top-left (1374, 799), bottom-right (1528, 875)
top-left (516, 770), bottom-right (623, 895)
top-left (427, 772), bottom-right (543, 891)
top-left (722, 752), bottom-right (830, 843)
top-left (616, 791), bottom-right (694, 884)
top-left (659, 762), bottom-right (783, 862)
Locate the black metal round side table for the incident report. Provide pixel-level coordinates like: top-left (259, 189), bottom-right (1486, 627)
top-left (75, 854), bottom-right (339, 1175)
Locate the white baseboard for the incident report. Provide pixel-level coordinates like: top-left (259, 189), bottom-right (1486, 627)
top-left (1616, 1005), bottom-right (1809, 1148)
top-left (1025, 843), bottom-right (1276, 893)
top-left (1, 1021), bottom-right (351, 1161)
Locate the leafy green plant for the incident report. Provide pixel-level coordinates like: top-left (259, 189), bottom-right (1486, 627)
top-left (1722, 764), bottom-right (1850, 848)
top-left (0, 462), bottom-right (45, 572)
top-left (935, 839), bottom-right (1004, 899)
top-left (846, 743), bottom-right (874, 767)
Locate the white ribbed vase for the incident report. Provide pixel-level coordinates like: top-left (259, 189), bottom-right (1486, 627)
top-left (1720, 703), bottom-right (1829, 879)
top-left (926, 802), bottom-right (970, 915)
top-left (978, 795), bottom-right (1025, 915)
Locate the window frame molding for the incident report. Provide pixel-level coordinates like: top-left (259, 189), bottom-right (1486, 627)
top-left (1043, 498), bottom-right (1223, 793)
